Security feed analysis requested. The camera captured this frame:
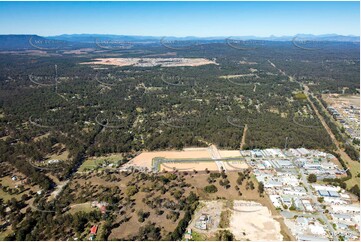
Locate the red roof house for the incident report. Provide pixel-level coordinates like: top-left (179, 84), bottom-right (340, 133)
top-left (90, 225), bottom-right (98, 235)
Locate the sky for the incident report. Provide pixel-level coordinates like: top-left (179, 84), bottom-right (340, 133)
top-left (0, 1), bottom-right (359, 37)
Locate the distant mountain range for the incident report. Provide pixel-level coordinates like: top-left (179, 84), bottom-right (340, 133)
top-left (48, 33), bottom-right (360, 42)
top-left (0, 34), bottom-right (359, 50)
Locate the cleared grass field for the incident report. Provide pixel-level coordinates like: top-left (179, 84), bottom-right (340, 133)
top-left (0, 227), bottom-right (13, 241)
top-left (78, 153), bottom-right (123, 172)
top-left (68, 202), bottom-right (96, 214)
top-left (345, 158), bottom-right (360, 188)
top-left (0, 190), bottom-right (22, 202)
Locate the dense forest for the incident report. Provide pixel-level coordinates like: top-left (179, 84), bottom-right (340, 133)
top-left (0, 41), bottom-right (359, 184)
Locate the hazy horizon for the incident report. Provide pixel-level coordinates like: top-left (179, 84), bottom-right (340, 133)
top-left (2, 33), bottom-right (360, 38)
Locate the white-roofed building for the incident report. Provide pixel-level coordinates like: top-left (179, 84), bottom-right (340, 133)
top-left (296, 217), bottom-right (309, 226)
top-left (309, 224), bottom-right (326, 236)
top-left (331, 214), bottom-right (354, 224)
top-left (262, 160), bottom-right (273, 169)
top-left (312, 184), bottom-right (341, 193)
top-left (281, 176), bottom-right (299, 186)
top-left (301, 200), bottom-right (314, 212)
top-left (289, 148), bottom-right (301, 157)
top-left (269, 195), bottom-right (282, 208)
top-left (297, 148), bottom-right (311, 157)
top-left (323, 197), bottom-right (348, 205)
top-left (330, 205), bottom-right (360, 214)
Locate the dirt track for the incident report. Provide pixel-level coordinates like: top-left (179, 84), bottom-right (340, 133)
top-left (240, 124), bottom-right (248, 149)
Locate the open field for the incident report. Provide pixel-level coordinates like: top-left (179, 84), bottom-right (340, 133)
top-left (0, 189), bottom-right (22, 202)
top-left (68, 202), bottom-right (96, 214)
top-left (78, 153), bottom-right (123, 172)
top-left (63, 48), bottom-right (95, 55)
top-left (239, 61), bottom-right (258, 65)
top-left (223, 161), bottom-right (249, 171)
top-left (219, 73), bottom-right (258, 79)
top-left (160, 161), bottom-right (219, 172)
top-left (46, 149), bottom-right (69, 161)
top-left (0, 227), bottom-right (13, 241)
top-left (345, 158), bottom-right (361, 188)
top-left (218, 150), bottom-right (242, 157)
top-left (127, 148), bottom-right (212, 169)
top-left (127, 148), bottom-right (249, 172)
top-left (187, 200), bottom-right (282, 241)
top-left (0, 162), bottom-right (40, 218)
top-left (323, 94), bottom-right (360, 107)
top-left (81, 58), bottom-right (217, 67)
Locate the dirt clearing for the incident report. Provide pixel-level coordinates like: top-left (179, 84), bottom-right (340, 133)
top-left (127, 149), bottom-right (212, 170)
top-left (81, 58), bottom-right (217, 67)
top-left (188, 200), bottom-right (283, 241)
top-left (160, 161), bottom-right (219, 172)
top-left (230, 200), bottom-right (283, 241)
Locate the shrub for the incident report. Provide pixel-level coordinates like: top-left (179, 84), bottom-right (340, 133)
top-left (204, 185), bottom-right (218, 193)
top-left (307, 174), bottom-right (317, 183)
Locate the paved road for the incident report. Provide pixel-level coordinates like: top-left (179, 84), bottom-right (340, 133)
top-left (209, 145), bottom-right (226, 172)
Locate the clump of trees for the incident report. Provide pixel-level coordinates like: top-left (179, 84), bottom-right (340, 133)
top-left (344, 144), bottom-right (360, 161)
top-left (349, 185), bottom-right (360, 200)
top-left (246, 181), bottom-right (255, 190)
top-left (126, 185), bottom-right (138, 196)
top-left (258, 182), bottom-right (264, 196)
top-left (216, 230), bottom-right (235, 241)
top-left (169, 192), bottom-right (199, 240)
top-left (137, 210), bottom-right (150, 222)
top-left (204, 185), bottom-right (218, 193)
top-left (307, 174), bottom-right (317, 183)
top-left (323, 177), bottom-right (347, 189)
top-left (131, 222), bottom-right (161, 241)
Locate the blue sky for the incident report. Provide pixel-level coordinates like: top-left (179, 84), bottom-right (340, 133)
top-left (0, 1), bottom-right (359, 37)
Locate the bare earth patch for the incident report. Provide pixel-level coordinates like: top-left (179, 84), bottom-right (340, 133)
top-left (219, 73), bottom-right (259, 79)
top-left (322, 93), bottom-right (360, 107)
top-left (63, 48), bottom-right (95, 54)
top-left (127, 148), bottom-right (249, 172)
top-left (126, 149), bottom-right (212, 170)
top-left (160, 161), bottom-right (219, 172)
top-left (218, 150), bottom-right (242, 157)
top-left (240, 61), bottom-right (258, 65)
top-left (230, 200), bottom-right (283, 241)
top-left (81, 58), bottom-right (218, 67)
top-left (223, 161), bottom-right (249, 171)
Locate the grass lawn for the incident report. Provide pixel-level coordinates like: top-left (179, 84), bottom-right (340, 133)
top-left (190, 231), bottom-right (206, 241)
top-left (68, 202), bottom-right (96, 214)
top-left (0, 190), bottom-right (22, 202)
top-left (345, 159), bottom-right (360, 188)
top-left (0, 227), bottom-right (13, 240)
top-left (78, 154), bottom-right (123, 172)
top-left (0, 177), bottom-right (16, 188)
